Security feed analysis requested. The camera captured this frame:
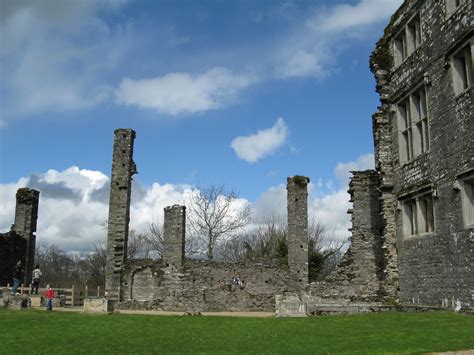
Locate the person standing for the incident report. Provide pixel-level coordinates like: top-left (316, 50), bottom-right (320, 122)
top-left (31, 265), bottom-right (42, 295)
top-left (12, 260), bottom-right (23, 295)
top-left (44, 284), bottom-right (55, 311)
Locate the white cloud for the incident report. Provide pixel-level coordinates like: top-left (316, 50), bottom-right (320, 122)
top-left (0, 154), bottom-right (373, 252)
top-left (310, 0), bottom-right (403, 33)
top-left (230, 117), bottom-right (288, 163)
top-left (334, 153), bottom-right (374, 187)
top-left (1, 0), bottom-right (128, 119)
top-left (116, 67), bottom-right (254, 116)
top-left (273, 0), bottom-right (402, 79)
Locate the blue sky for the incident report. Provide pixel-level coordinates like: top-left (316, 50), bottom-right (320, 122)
top-left (0, 0), bottom-right (403, 252)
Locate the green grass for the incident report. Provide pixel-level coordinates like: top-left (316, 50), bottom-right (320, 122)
top-left (0, 309), bottom-right (473, 354)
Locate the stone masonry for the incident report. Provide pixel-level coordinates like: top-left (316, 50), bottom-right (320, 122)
top-left (105, 129), bottom-right (137, 301)
top-left (287, 176), bottom-right (309, 287)
top-left (0, 188), bottom-right (39, 286)
top-left (163, 205), bottom-right (186, 269)
top-left (369, 0), bottom-right (473, 309)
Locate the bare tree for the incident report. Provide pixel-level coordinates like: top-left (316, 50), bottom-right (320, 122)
top-left (188, 184), bottom-right (251, 259)
top-left (144, 221), bottom-right (164, 258)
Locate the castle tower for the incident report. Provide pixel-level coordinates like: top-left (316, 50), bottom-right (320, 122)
top-left (13, 188), bottom-right (40, 285)
top-left (105, 129), bottom-right (136, 300)
top-left (287, 176), bottom-right (309, 288)
top-left (163, 205), bottom-right (186, 269)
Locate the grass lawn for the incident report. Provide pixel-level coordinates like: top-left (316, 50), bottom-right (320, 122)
top-left (0, 309), bottom-right (473, 354)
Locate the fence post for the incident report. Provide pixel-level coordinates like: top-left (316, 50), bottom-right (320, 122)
top-left (21, 284), bottom-right (24, 295)
top-left (71, 285), bottom-right (75, 307)
top-left (85, 285), bottom-right (88, 300)
top-left (97, 285), bottom-right (101, 298)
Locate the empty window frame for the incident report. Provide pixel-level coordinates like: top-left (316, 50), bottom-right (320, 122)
top-left (446, 0), bottom-right (465, 17)
top-left (460, 174), bottom-right (474, 227)
top-left (394, 14), bottom-right (422, 66)
top-left (452, 42), bottom-right (473, 95)
top-left (401, 192), bottom-right (435, 237)
top-left (397, 85), bottom-right (430, 163)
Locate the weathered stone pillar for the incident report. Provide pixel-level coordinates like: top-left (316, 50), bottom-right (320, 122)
top-left (287, 176), bottom-right (309, 288)
top-left (346, 170), bottom-right (383, 291)
top-left (372, 109), bottom-right (399, 299)
top-left (13, 188), bottom-right (40, 285)
top-left (163, 205), bottom-right (186, 269)
top-left (105, 128), bottom-right (136, 301)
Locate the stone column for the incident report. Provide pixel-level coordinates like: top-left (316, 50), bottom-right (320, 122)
top-left (346, 170), bottom-right (383, 291)
top-left (13, 188), bottom-right (40, 285)
top-left (163, 205), bottom-right (186, 269)
top-left (372, 109), bottom-right (399, 299)
top-left (105, 128), bottom-right (136, 301)
top-left (287, 176), bottom-right (309, 288)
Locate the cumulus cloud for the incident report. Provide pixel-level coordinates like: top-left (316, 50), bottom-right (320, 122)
top-left (116, 67), bottom-right (254, 116)
top-left (0, 154), bottom-right (372, 252)
top-left (231, 117), bottom-right (288, 163)
top-left (0, 167), bottom-right (245, 253)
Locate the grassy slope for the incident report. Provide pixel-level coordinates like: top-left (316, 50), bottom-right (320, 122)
top-left (0, 309), bottom-right (473, 354)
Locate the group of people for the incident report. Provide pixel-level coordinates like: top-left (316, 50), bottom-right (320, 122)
top-left (11, 260), bottom-right (55, 311)
top-left (218, 272), bottom-right (245, 290)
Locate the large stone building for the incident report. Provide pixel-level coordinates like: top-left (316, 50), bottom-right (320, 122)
top-left (369, 0), bottom-right (473, 309)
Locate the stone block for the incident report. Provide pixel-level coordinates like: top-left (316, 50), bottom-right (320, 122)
top-left (275, 294), bottom-right (307, 317)
top-left (30, 295), bottom-right (42, 307)
top-left (83, 298), bottom-right (115, 313)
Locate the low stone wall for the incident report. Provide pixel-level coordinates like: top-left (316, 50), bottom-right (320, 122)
top-left (120, 259), bottom-right (296, 312)
top-left (276, 292), bottom-right (393, 316)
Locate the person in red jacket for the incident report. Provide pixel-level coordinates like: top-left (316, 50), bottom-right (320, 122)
top-left (44, 284), bottom-right (55, 311)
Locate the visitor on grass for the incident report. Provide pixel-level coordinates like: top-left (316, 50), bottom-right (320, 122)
top-left (44, 284), bottom-right (55, 311)
top-left (31, 265), bottom-right (42, 295)
top-left (12, 260), bottom-right (23, 295)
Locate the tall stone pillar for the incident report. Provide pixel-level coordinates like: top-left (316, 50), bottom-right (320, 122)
top-left (287, 176), bottom-right (309, 288)
top-left (105, 129), bottom-right (136, 301)
top-left (13, 188), bottom-right (40, 285)
top-left (163, 205), bottom-right (186, 269)
top-left (346, 170), bottom-right (383, 291)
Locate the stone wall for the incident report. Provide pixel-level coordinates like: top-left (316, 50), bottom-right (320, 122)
top-left (276, 171), bottom-right (388, 315)
top-left (370, 0), bottom-right (473, 309)
top-left (120, 259), bottom-right (294, 312)
top-left (105, 128), bottom-right (136, 300)
top-left (0, 231), bottom-right (27, 286)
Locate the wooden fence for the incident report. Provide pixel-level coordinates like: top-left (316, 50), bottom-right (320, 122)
top-left (2, 284), bottom-right (104, 307)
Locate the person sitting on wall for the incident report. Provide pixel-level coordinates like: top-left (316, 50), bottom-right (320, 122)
top-left (44, 284), bottom-right (55, 311)
top-left (11, 260), bottom-right (23, 295)
top-left (236, 272), bottom-right (244, 289)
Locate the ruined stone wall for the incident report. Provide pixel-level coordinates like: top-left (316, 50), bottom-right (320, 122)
top-left (120, 259), bottom-right (294, 312)
top-left (287, 176), bottom-right (309, 287)
top-left (0, 231), bottom-right (27, 286)
top-left (371, 0), bottom-right (473, 309)
top-left (13, 188), bottom-right (39, 285)
top-left (307, 171), bottom-right (384, 301)
top-left (105, 129), bottom-right (136, 300)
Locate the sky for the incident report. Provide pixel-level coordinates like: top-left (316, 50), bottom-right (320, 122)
top-left (0, 0), bottom-right (403, 253)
